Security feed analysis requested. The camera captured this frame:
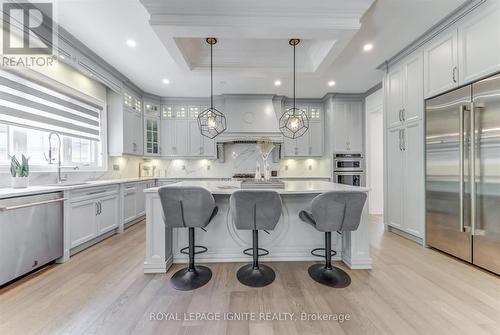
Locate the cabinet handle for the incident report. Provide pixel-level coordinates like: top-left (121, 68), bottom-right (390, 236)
top-left (452, 67), bottom-right (458, 83)
top-left (402, 129), bottom-right (406, 151)
top-left (401, 108), bottom-right (405, 121)
top-left (399, 130), bottom-right (403, 151)
top-left (95, 202), bottom-right (99, 216)
top-left (399, 110), bottom-right (402, 122)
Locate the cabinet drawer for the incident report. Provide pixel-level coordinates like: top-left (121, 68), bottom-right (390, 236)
top-left (70, 185), bottom-right (119, 202)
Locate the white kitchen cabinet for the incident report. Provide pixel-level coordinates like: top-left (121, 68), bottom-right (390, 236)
top-left (161, 118), bottom-right (188, 157)
top-left (122, 184), bottom-right (137, 223)
top-left (385, 121), bottom-right (424, 238)
top-left (69, 186), bottom-right (120, 249)
top-left (97, 195), bottom-right (119, 234)
top-left (107, 88), bottom-right (143, 156)
top-left (403, 122), bottom-right (424, 238)
top-left (145, 117), bottom-right (160, 156)
top-left (424, 27), bottom-right (459, 98)
top-left (458, 0), bottom-right (500, 85)
top-left (136, 181), bottom-right (155, 217)
top-left (386, 127), bottom-right (404, 230)
top-left (282, 105), bottom-right (324, 157)
top-left (70, 199), bottom-right (97, 248)
top-left (386, 52), bottom-right (424, 128)
top-left (386, 66), bottom-right (403, 128)
top-left (332, 100), bottom-right (363, 153)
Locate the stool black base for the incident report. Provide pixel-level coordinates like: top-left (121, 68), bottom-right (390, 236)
top-left (308, 264), bottom-right (351, 288)
top-left (171, 265), bottom-right (212, 291)
top-left (237, 264), bottom-right (275, 287)
top-left (237, 230), bottom-right (275, 288)
top-left (309, 231), bottom-right (352, 288)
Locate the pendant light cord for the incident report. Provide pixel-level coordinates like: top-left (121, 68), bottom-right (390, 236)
top-left (210, 42), bottom-right (213, 109)
top-left (293, 43), bottom-right (296, 111)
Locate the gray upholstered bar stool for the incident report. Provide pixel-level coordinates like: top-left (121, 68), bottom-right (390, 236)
top-left (230, 190), bottom-right (282, 287)
top-left (158, 186), bottom-right (218, 291)
top-left (299, 191), bottom-right (367, 288)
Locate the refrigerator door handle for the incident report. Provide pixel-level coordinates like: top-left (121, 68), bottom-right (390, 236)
top-left (470, 102), bottom-right (476, 236)
top-left (459, 105), bottom-right (467, 233)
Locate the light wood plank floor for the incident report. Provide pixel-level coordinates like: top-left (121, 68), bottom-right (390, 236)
top-left (1, 216), bottom-right (499, 335)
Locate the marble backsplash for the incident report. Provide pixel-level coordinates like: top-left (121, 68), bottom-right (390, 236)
top-left (0, 143), bottom-right (331, 187)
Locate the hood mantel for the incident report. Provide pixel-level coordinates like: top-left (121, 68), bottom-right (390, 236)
top-left (215, 94), bottom-right (284, 143)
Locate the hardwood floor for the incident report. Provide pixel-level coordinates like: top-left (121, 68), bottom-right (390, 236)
top-left (1, 216), bottom-right (499, 335)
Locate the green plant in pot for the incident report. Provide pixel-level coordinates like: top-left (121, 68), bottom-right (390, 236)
top-left (10, 154), bottom-right (30, 188)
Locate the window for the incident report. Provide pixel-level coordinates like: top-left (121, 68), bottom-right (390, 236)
top-left (0, 124), bottom-right (103, 169)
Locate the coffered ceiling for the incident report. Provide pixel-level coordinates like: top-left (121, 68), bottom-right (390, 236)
top-left (54, 0), bottom-right (469, 98)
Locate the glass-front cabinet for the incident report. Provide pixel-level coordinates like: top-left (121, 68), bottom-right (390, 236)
top-left (145, 118), bottom-right (160, 155)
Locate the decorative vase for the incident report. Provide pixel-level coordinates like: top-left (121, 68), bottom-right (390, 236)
top-left (11, 176), bottom-right (29, 189)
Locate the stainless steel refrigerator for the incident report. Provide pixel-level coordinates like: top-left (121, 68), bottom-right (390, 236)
top-left (425, 74), bottom-right (500, 275)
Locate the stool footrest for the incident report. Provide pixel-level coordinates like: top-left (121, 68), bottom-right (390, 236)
top-left (180, 245), bottom-right (208, 255)
top-left (311, 247), bottom-right (337, 258)
top-left (243, 247), bottom-right (269, 257)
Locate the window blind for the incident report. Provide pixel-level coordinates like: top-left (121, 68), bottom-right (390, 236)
top-left (0, 69), bottom-right (102, 141)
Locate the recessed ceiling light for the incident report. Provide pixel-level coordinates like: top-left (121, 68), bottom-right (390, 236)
top-left (126, 39), bottom-right (137, 48)
top-left (328, 81), bottom-right (336, 87)
top-left (162, 78), bottom-right (170, 85)
top-left (274, 80), bottom-right (281, 87)
top-left (363, 43), bottom-right (373, 52)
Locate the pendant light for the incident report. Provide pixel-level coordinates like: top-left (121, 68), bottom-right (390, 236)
top-left (279, 38), bottom-right (309, 139)
top-left (198, 37), bottom-right (227, 139)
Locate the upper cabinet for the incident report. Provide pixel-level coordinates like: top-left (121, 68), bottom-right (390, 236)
top-left (423, 27), bottom-right (459, 99)
top-left (107, 87), bottom-right (144, 156)
top-left (423, 1), bottom-right (500, 99)
top-left (331, 99), bottom-right (363, 153)
top-left (282, 104), bottom-right (324, 158)
top-left (160, 103), bottom-right (216, 159)
top-left (458, 0), bottom-right (500, 85)
top-left (143, 98), bottom-right (161, 156)
top-left (387, 52), bottom-right (424, 128)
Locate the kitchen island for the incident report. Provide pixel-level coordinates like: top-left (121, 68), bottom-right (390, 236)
top-left (143, 180), bottom-right (372, 273)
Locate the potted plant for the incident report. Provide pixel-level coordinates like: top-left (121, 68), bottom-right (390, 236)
top-left (10, 155), bottom-right (30, 188)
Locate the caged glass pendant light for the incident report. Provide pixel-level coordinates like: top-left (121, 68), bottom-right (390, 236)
top-left (198, 37), bottom-right (227, 139)
top-left (279, 38), bottom-right (309, 139)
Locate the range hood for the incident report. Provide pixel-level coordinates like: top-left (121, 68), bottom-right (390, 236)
top-left (215, 95), bottom-right (284, 143)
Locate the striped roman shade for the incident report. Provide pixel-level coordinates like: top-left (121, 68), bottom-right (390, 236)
top-left (0, 69), bottom-right (102, 141)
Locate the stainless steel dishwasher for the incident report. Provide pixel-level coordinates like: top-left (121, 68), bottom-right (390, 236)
top-left (0, 192), bottom-right (64, 286)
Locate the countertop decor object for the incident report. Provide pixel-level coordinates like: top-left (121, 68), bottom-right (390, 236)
top-left (10, 154), bottom-right (30, 189)
top-left (256, 137), bottom-right (275, 181)
top-left (197, 37), bottom-right (227, 139)
top-left (279, 38), bottom-right (309, 139)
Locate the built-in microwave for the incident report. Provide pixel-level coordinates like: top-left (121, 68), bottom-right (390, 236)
top-left (333, 171), bottom-right (365, 187)
top-left (333, 153), bottom-right (365, 186)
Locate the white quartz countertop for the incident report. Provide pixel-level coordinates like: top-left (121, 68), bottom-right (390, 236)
top-left (0, 177), bottom-right (156, 199)
top-left (145, 180), bottom-right (369, 195)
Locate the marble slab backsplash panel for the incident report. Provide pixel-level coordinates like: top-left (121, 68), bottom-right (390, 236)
top-left (0, 143), bottom-right (330, 187)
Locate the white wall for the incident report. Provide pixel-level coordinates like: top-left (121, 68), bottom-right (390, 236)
top-left (365, 88), bottom-right (384, 215)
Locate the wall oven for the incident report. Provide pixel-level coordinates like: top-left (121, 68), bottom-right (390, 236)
top-left (333, 153), bottom-right (365, 187)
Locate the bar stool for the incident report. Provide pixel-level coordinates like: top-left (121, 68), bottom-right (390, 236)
top-left (230, 190), bottom-right (282, 287)
top-left (158, 186), bottom-right (218, 291)
top-left (299, 191), bottom-right (367, 288)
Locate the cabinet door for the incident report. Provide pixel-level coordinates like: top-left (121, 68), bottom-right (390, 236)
top-left (295, 132), bottom-right (309, 156)
top-left (403, 52), bottom-right (424, 123)
top-left (123, 110), bottom-right (135, 154)
top-left (333, 103), bottom-right (347, 152)
top-left (424, 28), bottom-right (458, 98)
top-left (161, 119), bottom-right (176, 156)
top-left (133, 112), bottom-right (143, 155)
top-left (145, 118), bottom-right (160, 156)
top-left (123, 185), bottom-right (137, 223)
top-left (347, 102), bottom-right (363, 152)
top-left (386, 66), bottom-right (404, 128)
top-left (97, 195), bottom-right (119, 234)
top-left (135, 183), bottom-right (147, 217)
top-left (386, 127), bottom-right (404, 229)
top-left (202, 137), bottom-right (216, 158)
top-left (283, 136), bottom-right (297, 157)
top-left (70, 200), bottom-right (97, 248)
top-left (188, 120), bottom-right (204, 156)
top-left (174, 119), bottom-right (189, 156)
top-left (308, 121), bottom-right (323, 156)
top-left (403, 122), bottom-right (424, 237)
top-left (458, 1), bottom-right (500, 84)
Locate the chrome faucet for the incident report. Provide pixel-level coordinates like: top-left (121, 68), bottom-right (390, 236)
top-left (48, 132), bottom-right (65, 184)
